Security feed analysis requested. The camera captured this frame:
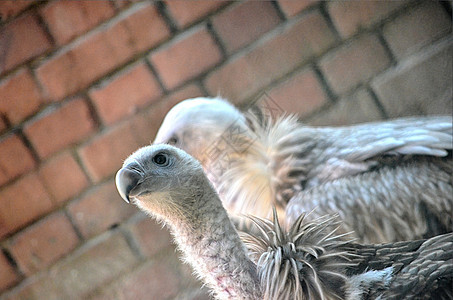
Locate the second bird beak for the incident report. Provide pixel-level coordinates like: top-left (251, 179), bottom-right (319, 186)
top-left (115, 167), bottom-right (142, 203)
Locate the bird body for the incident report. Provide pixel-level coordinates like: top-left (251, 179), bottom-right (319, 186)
top-left (116, 144), bottom-right (453, 300)
top-left (286, 156), bottom-right (452, 243)
top-left (154, 97), bottom-right (453, 242)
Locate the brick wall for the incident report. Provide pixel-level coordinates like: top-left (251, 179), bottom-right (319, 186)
top-left (0, 1), bottom-right (451, 299)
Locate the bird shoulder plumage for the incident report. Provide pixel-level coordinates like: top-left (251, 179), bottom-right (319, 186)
top-left (221, 108), bottom-right (453, 241)
top-left (242, 109), bottom-right (452, 193)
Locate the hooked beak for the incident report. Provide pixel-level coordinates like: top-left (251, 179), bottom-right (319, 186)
top-left (115, 167), bottom-right (143, 203)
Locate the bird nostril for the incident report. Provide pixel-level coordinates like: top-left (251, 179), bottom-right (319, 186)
top-left (115, 168), bottom-right (142, 204)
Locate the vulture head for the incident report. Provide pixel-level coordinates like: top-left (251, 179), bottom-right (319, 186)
top-left (154, 97), bottom-right (247, 163)
top-left (153, 97), bottom-right (305, 222)
top-left (116, 144), bottom-right (211, 225)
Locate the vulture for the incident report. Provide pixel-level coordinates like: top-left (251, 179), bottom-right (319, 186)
top-left (115, 144), bottom-right (453, 300)
top-left (153, 97), bottom-right (453, 243)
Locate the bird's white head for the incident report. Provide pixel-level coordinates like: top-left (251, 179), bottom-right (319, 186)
top-left (153, 97), bottom-right (247, 159)
top-left (115, 144), bottom-right (209, 223)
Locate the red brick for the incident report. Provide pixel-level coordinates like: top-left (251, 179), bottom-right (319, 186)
top-left (67, 180), bottom-right (136, 238)
top-left (4, 233), bottom-right (138, 299)
top-left (0, 0), bottom-right (37, 21)
top-left (0, 68), bottom-right (43, 125)
top-left (0, 13), bottom-right (52, 75)
top-left (92, 259), bottom-right (181, 300)
top-left (212, 1), bottom-right (282, 53)
top-left (24, 97), bottom-right (95, 159)
top-left (0, 117), bottom-right (7, 133)
top-left (36, 3), bottom-right (169, 101)
top-left (120, 2), bottom-right (171, 52)
top-left (0, 134), bottom-right (36, 186)
top-left (0, 173), bottom-right (53, 239)
top-left (0, 251), bottom-right (19, 292)
top-left (150, 27), bottom-right (222, 90)
top-left (90, 62), bottom-right (162, 125)
top-left (372, 39), bottom-right (452, 117)
top-left (204, 11), bottom-right (336, 103)
top-left (265, 68), bottom-right (328, 117)
top-left (113, 0), bottom-right (130, 10)
top-left (278, 0), bottom-right (319, 17)
top-left (382, 2), bottom-right (451, 60)
top-left (38, 151), bottom-right (89, 204)
top-left (36, 26), bottom-right (131, 101)
top-left (7, 211), bottom-right (79, 275)
top-left (165, 0), bottom-right (228, 28)
top-left (320, 34), bottom-right (391, 95)
top-left (130, 83), bottom-right (204, 144)
top-left (328, 1), bottom-right (408, 38)
top-left (307, 88), bottom-right (383, 126)
top-left (40, 0), bottom-right (115, 45)
top-left (78, 122), bottom-right (141, 182)
top-left (128, 217), bottom-right (172, 257)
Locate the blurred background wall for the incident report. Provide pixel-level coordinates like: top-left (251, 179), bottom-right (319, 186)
top-left (0, 0), bottom-right (451, 299)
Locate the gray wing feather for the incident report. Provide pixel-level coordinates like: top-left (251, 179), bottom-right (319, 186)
top-left (349, 233), bottom-right (453, 299)
top-left (308, 116), bottom-right (452, 183)
top-left (329, 116), bottom-right (452, 161)
top-left (286, 156), bottom-right (453, 243)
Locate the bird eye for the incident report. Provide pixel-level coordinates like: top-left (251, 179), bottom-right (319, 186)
top-left (168, 136), bottom-right (178, 145)
top-left (153, 153), bottom-right (169, 166)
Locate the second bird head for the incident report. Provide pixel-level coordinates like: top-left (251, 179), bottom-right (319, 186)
top-left (115, 144), bottom-right (209, 223)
